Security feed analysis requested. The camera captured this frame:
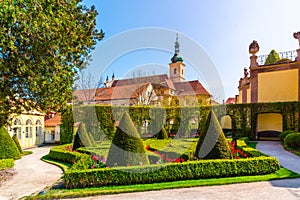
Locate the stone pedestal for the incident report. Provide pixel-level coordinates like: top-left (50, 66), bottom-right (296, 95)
top-left (250, 55), bottom-right (258, 68)
top-left (296, 49), bottom-right (300, 62)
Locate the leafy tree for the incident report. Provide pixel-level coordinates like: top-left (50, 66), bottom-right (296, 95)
top-left (0, 0), bottom-right (104, 126)
top-left (0, 127), bottom-right (21, 159)
top-left (106, 112), bottom-right (150, 167)
top-left (264, 49), bottom-right (280, 65)
top-left (195, 110), bottom-right (230, 159)
top-left (72, 123), bottom-right (93, 150)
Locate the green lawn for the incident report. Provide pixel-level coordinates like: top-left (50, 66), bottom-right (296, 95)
top-left (78, 138), bottom-right (198, 160)
top-left (24, 167), bottom-right (300, 200)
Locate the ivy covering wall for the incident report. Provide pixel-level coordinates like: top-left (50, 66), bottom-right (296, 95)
top-left (60, 102), bottom-right (300, 143)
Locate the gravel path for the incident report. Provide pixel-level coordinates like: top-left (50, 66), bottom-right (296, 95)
top-left (65, 141), bottom-right (300, 200)
top-left (256, 141), bottom-right (300, 174)
top-left (0, 146), bottom-right (63, 200)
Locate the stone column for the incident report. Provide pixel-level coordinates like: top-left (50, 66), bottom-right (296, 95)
top-left (250, 55), bottom-right (258, 68)
top-left (296, 49), bottom-right (300, 62)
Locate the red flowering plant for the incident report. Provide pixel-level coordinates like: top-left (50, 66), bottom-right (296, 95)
top-left (145, 145), bottom-right (186, 164)
top-left (228, 141), bottom-right (248, 159)
top-left (91, 155), bottom-right (107, 169)
top-left (62, 145), bottom-right (77, 152)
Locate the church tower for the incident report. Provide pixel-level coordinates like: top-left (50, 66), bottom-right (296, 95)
top-left (169, 33), bottom-right (185, 82)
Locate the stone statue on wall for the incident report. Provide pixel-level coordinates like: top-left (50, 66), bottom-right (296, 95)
top-left (293, 32), bottom-right (300, 48)
top-left (249, 40), bottom-right (259, 55)
top-left (244, 67), bottom-right (249, 78)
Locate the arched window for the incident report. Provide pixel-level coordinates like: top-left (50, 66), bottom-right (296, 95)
top-left (36, 120), bottom-right (42, 137)
top-left (182, 69), bottom-right (184, 75)
top-left (174, 68), bottom-right (177, 74)
top-left (13, 118), bottom-right (22, 139)
top-left (25, 119), bottom-right (32, 138)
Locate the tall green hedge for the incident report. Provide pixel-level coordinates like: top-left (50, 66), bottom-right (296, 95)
top-left (195, 111), bottom-right (230, 159)
top-left (62, 102), bottom-right (300, 142)
top-left (64, 156), bottom-right (280, 188)
top-left (106, 112), bottom-right (150, 167)
top-left (60, 106), bottom-right (74, 144)
top-left (0, 127), bottom-right (21, 160)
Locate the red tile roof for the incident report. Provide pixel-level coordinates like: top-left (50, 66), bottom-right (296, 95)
top-left (225, 97), bottom-right (236, 104)
top-left (94, 83), bottom-right (150, 101)
top-left (112, 74), bottom-right (175, 90)
top-left (44, 113), bottom-right (61, 127)
top-left (173, 80), bottom-right (211, 96)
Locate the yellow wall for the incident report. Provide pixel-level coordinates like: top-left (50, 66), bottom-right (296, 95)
top-left (8, 113), bottom-right (44, 148)
top-left (238, 91), bottom-right (243, 103)
top-left (221, 115), bottom-right (232, 129)
top-left (257, 113), bottom-right (282, 132)
top-left (258, 69), bottom-right (298, 102)
top-left (44, 125), bottom-right (61, 143)
top-left (247, 88), bottom-right (251, 103)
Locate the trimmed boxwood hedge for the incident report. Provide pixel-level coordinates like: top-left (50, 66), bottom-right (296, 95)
top-left (284, 132), bottom-right (300, 148)
top-left (64, 156), bottom-right (280, 189)
top-left (48, 144), bottom-right (82, 164)
top-left (0, 159), bottom-right (14, 170)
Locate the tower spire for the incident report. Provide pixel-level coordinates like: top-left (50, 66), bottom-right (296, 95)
top-left (175, 32), bottom-right (180, 55)
top-left (171, 33), bottom-right (183, 63)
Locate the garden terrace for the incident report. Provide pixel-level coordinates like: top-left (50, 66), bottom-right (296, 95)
top-left (61, 102), bottom-right (300, 142)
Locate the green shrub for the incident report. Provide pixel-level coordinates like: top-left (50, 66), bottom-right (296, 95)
top-left (195, 111), bottom-right (231, 159)
top-left (0, 159), bottom-right (14, 170)
top-left (279, 130), bottom-right (295, 141)
top-left (70, 154), bottom-right (93, 170)
top-left (12, 135), bottom-right (23, 154)
top-left (48, 144), bottom-right (82, 164)
top-left (73, 123), bottom-right (93, 151)
top-left (157, 126), bottom-right (168, 140)
top-left (64, 156), bottom-right (280, 189)
top-left (284, 132), bottom-right (300, 148)
top-left (264, 49), bottom-right (280, 65)
top-left (106, 112), bottom-right (150, 167)
top-left (0, 127), bottom-right (21, 160)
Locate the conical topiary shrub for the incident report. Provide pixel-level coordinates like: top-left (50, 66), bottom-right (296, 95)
top-left (264, 49), bottom-right (280, 65)
top-left (72, 123), bottom-right (93, 151)
top-left (12, 134), bottom-right (23, 154)
top-left (88, 132), bottom-right (95, 145)
top-left (0, 127), bottom-right (21, 160)
top-left (157, 126), bottom-right (168, 139)
top-left (195, 111), bottom-right (230, 159)
top-left (106, 112), bottom-right (150, 167)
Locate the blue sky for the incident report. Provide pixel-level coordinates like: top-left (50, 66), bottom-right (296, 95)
top-left (81, 0), bottom-right (300, 102)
